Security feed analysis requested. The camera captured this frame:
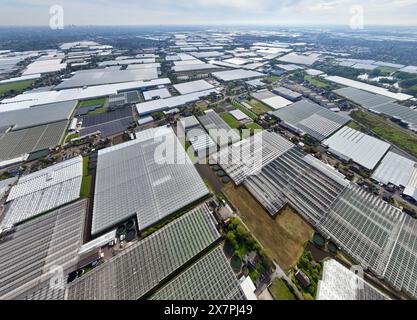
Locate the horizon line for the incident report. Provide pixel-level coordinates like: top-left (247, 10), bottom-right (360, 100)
top-left (1, 23), bottom-right (417, 28)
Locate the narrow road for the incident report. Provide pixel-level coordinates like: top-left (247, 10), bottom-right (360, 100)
top-left (271, 262), bottom-right (305, 300)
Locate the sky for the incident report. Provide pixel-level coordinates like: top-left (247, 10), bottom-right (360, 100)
top-left (1, 0), bottom-right (417, 26)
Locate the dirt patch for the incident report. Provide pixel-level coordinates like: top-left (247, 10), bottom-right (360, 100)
top-left (223, 184), bottom-right (314, 272)
top-left (195, 164), bottom-right (223, 194)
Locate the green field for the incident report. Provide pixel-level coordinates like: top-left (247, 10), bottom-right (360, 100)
top-left (78, 97), bottom-right (106, 107)
top-left (398, 76), bottom-right (417, 96)
top-left (248, 99), bottom-right (272, 115)
top-left (304, 75), bottom-right (330, 89)
top-left (82, 156), bottom-right (89, 175)
top-left (232, 101), bottom-right (257, 120)
top-left (246, 122), bottom-right (262, 130)
top-left (346, 120), bottom-right (362, 130)
top-left (377, 66), bottom-right (399, 74)
top-left (269, 278), bottom-right (297, 300)
top-left (350, 110), bottom-right (417, 158)
top-left (80, 176), bottom-right (92, 199)
top-left (87, 107), bottom-right (107, 115)
top-left (80, 156), bottom-right (92, 198)
top-left (220, 113), bottom-right (242, 129)
top-left (0, 80), bottom-right (35, 95)
top-left (246, 122), bottom-right (263, 134)
top-left (263, 75), bottom-right (280, 83)
top-left (65, 133), bottom-right (80, 143)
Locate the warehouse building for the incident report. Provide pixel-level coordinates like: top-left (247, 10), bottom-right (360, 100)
top-left (323, 126), bottom-right (391, 171)
top-left (177, 115), bottom-right (201, 137)
top-left (172, 62), bottom-right (220, 73)
top-left (142, 88), bottom-right (171, 101)
top-left (1, 79), bottom-right (171, 112)
top-left (23, 56), bottom-right (67, 76)
top-left (212, 69), bottom-right (264, 82)
top-left (333, 87), bottom-right (394, 109)
top-left (68, 203), bottom-right (220, 300)
top-left (326, 76), bottom-right (412, 101)
top-left (372, 151), bottom-right (417, 201)
top-left (251, 90), bottom-right (292, 110)
top-left (270, 100), bottom-right (349, 141)
top-left (173, 80), bottom-right (214, 95)
top-left (55, 68), bottom-right (160, 90)
top-left (0, 156), bottom-right (83, 228)
top-left (229, 109), bottom-right (250, 121)
top-left (135, 89), bottom-right (218, 116)
top-left (245, 79), bottom-right (266, 89)
top-left (98, 58), bottom-right (156, 67)
top-left (278, 52), bottom-right (320, 66)
top-left (272, 86), bottom-right (302, 102)
top-left (91, 126), bottom-right (209, 235)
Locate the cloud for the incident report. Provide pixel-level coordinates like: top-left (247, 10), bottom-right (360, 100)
top-left (0, 0), bottom-right (416, 26)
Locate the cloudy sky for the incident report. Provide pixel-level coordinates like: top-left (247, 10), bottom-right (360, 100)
top-left (1, 0), bottom-right (417, 26)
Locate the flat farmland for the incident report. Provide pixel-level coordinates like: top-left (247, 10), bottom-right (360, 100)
top-left (222, 184), bottom-right (314, 272)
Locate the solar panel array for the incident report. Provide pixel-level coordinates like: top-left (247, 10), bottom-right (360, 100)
top-left (80, 106), bottom-right (133, 138)
top-left (75, 104), bottom-right (102, 117)
top-left (212, 131), bottom-right (294, 185)
top-left (0, 200), bottom-right (86, 300)
top-left (198, 110), bottom-right (241, 147)
top-left (91, 126), bottom-right (209, 235)
top-left (270, 100), bottom-right (350, 141)
top-left (0, 120), bottom-right (68, 162)
top-left (67, 203), bottom-right (220, 300)
top-left (80, 117), bottom-right (132, 138)
top-left (235, 133), bottom-right (417, 298)
top-left (1, 156), bottom-right (83, 228)
top-left (81, 107), bottom-right (132, 127)
top-left (151, 247), bottom-right (245, 300)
